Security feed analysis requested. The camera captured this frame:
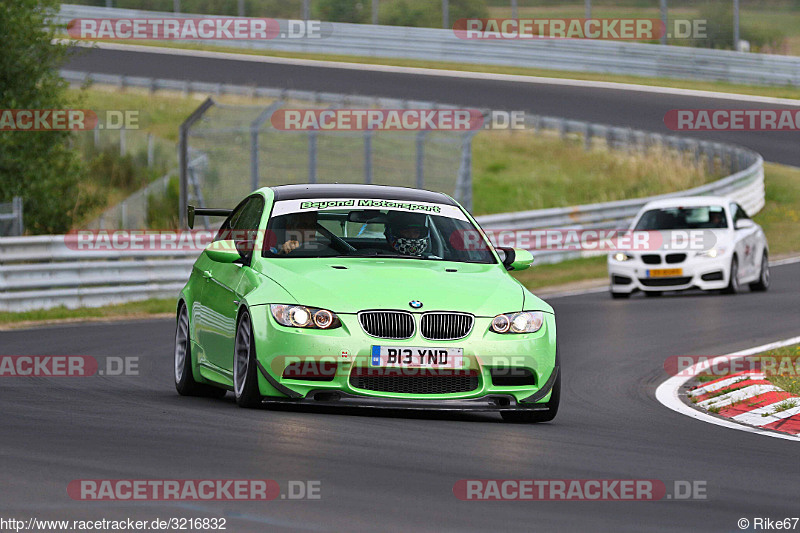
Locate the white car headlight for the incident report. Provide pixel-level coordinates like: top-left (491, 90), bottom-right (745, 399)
top-left (696, 247), bottom-right (725, 258)
top-left (491, 311), bottom-right (545, 334)
top-left (612, 252), bottom-right (633, 262)
top-left (270, 304), bottom-right (341, 329)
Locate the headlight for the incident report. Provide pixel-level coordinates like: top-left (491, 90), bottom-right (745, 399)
top-left (491, 311), bottom-right (545, 334)
top-left (612, 252), bottom-right (633, 262)
top-left (696, 247), bottom-right (725, 258)
top-left (270, 304), bottom-right (341, 329)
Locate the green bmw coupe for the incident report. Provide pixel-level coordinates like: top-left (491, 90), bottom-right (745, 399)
top-left (174, 184), bottom-right (559, 422)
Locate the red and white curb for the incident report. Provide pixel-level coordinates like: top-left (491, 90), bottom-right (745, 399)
top-left (656, 336), bottom-right (800, 442)
top-left (689, 371), bottom-right (800, 435)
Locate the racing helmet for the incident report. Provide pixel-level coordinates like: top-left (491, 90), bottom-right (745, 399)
top-left (384, 211), bottom-right (430, 256)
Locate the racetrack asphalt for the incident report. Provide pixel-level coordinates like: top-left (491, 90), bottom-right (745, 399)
top-left (1, 261), bottom-right (798, 532)
top-left (4, 45), bottom-right (796, 531)
top-left (64, 46), bottom-right (800, 166)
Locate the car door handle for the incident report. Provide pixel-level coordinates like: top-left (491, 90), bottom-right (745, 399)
top-left (202, 270), bottom-right (213, 279)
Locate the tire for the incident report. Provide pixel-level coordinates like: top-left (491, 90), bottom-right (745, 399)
top-left (502, 349), bottom-right (560, 423)
top-left (174, 303), bottom-right (227, 398)
top-left (749, 253), bottom-right (770, 292)
top-left (723, 257), bottom-right (740, 295)
top-left (610, 291), bottom-right (630, 299)
top-left (233, 310), bottom-right (262, 408)
top-left (644, 291), bottom-right (663, 297)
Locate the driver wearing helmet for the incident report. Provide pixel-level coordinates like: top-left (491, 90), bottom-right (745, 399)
top-left (384, 211), bottom-right (430, 257)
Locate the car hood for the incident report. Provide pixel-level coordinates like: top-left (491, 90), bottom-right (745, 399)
top-left (256, 258), bottom-right (538, 316)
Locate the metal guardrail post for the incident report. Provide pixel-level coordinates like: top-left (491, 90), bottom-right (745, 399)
top-left (308, 131), bottom-right (317, 184)
top-left (13, 197), bottom-right (24, 236)
top-left (249, 101), bottom-right (284, 192)
top-left (415, 131), bottom-right (427, 189)
top-left (147, 134), bottom-right (154, 167)
top-left (179, 97), bottom-right (214, 229)
top-left (455, 131), bottom-right (477, 212)
top-left (364, 131), bottom-right (373, 184)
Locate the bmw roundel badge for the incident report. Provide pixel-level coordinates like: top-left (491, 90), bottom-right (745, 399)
top-left (409, 300), bottom-right (423, 309)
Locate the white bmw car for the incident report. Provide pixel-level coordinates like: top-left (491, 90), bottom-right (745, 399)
top-left (608, 196), bottom-right (770, 298)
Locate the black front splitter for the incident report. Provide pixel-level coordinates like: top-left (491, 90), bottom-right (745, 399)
top-left (260, 391), bottom-right (550, 412)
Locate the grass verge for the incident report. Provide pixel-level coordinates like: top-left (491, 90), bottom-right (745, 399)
top-left (0, 298), bottom-right (175, 328)
top-left (759, 344), bottom-right (800, 395)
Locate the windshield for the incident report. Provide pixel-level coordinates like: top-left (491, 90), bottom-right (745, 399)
top-left (263, 198), bottom-right (496, 264)
top-left (634, 206), bottom-right (728, 230)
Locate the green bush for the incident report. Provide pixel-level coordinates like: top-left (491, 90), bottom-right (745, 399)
top-left (107, 0), bottom-right (303, 17)
top-left (313, 0), bottom-right (369, 23)
top-left (381, 0), bottom-right (437, 27)
top-left (694, 1), bottom-right (785, 51)
top-left (380, 0), bottom-right (488, 27)
top-left (87, 146), bottom-right (155, 192)
top-left (146, 176), bottom-right (180, 229)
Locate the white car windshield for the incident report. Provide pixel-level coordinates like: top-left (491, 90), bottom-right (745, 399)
top-left (634, 206), bottom-right (728, 230)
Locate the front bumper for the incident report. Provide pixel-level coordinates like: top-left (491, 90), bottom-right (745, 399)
top-left (608, 254), bottom-right (731, 293)
top-left (248, 305), bottom-right (558, 406)
top-left (260, 390), bottom-right (555, 412)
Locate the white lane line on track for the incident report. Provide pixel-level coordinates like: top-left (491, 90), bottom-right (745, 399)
top-left (771, 256), bottom-right (800, 267)
top-left (541, 285), bottom-right (609, 300)
top-left (71, 41), bottom-right (800, 107)
top-left (733, 402), bottom-right (800, 426)
top-left (689, 373), bottom-right (765, 396)
top-left (655, 335), bottom-right (800, 442)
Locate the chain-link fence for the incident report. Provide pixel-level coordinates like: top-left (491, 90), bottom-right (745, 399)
top-left (0, 197), bottom-right (24, 237)
top-left (179, 97), bottom-right (475, 229)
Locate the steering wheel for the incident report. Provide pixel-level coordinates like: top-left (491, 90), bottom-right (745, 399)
top-left (314, 223), bottom-right (357, 253)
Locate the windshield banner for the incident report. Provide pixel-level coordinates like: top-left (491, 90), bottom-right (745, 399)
top-left (270, 198), bottom-right (468, 221)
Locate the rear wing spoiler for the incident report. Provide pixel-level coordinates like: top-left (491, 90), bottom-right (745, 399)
top-left (187, 205), bottom-right (232, 229)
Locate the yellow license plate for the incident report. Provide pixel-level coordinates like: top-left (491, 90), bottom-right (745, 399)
top-left (647, 268), bottom-right (683, 278)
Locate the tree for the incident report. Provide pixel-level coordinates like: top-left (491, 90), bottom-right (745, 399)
top-left (0, 0), bottom-right (97, 233)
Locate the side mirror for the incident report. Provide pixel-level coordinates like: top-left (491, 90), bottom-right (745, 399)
top-left (735, 219), bottom-right (755, 230)
top-left (498, 247), bottom-right (533, 271)
top-left (205, 240), bottom-right (242, 264)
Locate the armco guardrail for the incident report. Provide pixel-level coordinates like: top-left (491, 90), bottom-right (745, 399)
top-left (0, 153), bottom-right (763, 312)
top-left (0, 236), bottom-right (195, 312)
top-left (57, 4), bottom-right (800, 87)
top-left (2, 64), bottom-right (765, 312)
top-left (475, 153), bottom-right (764, 264)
